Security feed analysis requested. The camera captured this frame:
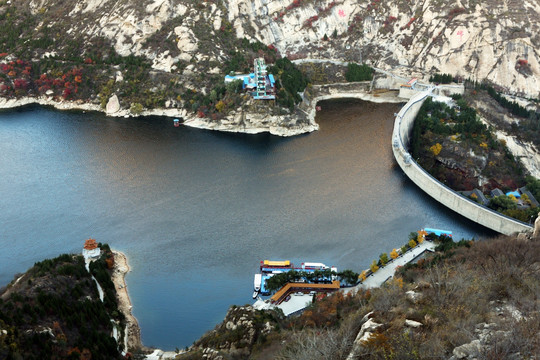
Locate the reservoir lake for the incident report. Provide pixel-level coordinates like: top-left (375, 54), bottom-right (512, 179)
top-left (0, 99), bottom-right (494, 349)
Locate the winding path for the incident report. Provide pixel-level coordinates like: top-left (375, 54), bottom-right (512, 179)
top-left (344, 240), bottom-right (437, 293)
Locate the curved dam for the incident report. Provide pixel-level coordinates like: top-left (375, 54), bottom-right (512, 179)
top-left (391, 90), bottom-right (533, 235)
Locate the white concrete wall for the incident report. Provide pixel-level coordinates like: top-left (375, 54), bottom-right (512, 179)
top-left (392, 91), bottom-right (532, 235)
top-left (436, 84), bottom-right (465, 96)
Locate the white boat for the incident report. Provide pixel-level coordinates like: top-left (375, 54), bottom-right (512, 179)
top-left (254, 273), bottom-right (262, 292)
top-left (301, 262), bottom-right (328, 270)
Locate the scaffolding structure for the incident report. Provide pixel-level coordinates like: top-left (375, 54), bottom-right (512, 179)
top-left (253, 58), bottom-right (275, 100)
top-left (254, 58), bottom-right (267, 97)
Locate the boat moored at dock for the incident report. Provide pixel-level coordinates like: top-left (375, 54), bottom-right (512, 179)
top-left (422, 228), bottom-right (452, 237)
top-left (253, 260), bottom-right (337, 297)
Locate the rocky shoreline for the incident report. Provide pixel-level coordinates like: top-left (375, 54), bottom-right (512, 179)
top-left (0, 82), bottom-right (405, 138)
top-left (111, 251), bottom-right (181, 359)
top-left (0, 95), bottom-right (319, 137)
top-left (111, 251), bottom-right (144, 353)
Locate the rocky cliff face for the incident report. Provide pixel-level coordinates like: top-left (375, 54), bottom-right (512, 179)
top-left (20, 0), bottom-right (539, 98)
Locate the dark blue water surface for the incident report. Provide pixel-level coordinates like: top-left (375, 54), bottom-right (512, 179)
top-left (0, 100), bottom-right (494, 349)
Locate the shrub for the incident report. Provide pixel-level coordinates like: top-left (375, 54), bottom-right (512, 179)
top-left (489, 195), bottom-right (517, 212)
top-left (370, 260), bottom-right (379, 273)
top-left (430, 143), bottom-right (442, 156)
top-left (345, 63), bottom-right (373, 82)
top-left (215, 100), bottom-right (226, 112)
top-left (360, 271), bottom-right (367, 282)
top-left (379, 253), bottom-right (389, 266)
top-left (129, 102), bottom-right (143, 115)
top-left (429, 73), bottom-right (453, 84)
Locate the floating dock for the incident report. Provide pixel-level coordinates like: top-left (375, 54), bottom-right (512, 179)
top-left (253, 260), bottom-right (337, 298)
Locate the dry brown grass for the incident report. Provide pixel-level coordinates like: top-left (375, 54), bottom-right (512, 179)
top-left (267, 236), bottom-right (539, 359)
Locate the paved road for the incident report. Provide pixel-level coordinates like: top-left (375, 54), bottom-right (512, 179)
top-left (344, 241), bottom-right (437, 293)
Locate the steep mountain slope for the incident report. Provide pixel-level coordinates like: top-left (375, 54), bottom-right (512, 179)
top-left (2, 0), bottom-right (539, 99)
top-left (230, 0), bottom-right (540, 97)
top-left (175, 235), bottom-right (540, 360)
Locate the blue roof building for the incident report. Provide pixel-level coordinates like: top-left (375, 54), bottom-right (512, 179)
top-left (224, 59), bottom-right (276, 100)
top-left (506, 190), bottom-right (521, 198)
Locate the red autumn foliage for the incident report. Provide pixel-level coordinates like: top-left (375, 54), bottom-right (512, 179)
top-left (286, 0), bottom-right (303, 11)
top-left (62, 87), bottom-right (72, 100)
top-left (53, 78), bottom-right (64, 87)
top-left (38, 85), bottom-right (51, 93)
top-left (13, 78), bottom-right (28, 90)
top-left (401, 17), bottom-right (416, 29)
top-left (383, 16), bottom-right (398, 28)
top-left (304, 15), bottom-right (319, 28)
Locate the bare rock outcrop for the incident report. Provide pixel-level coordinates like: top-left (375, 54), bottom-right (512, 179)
top-left (533, 212), bottom-right (540, 238)
top-left (184, 305), bottom-right (283, 359)
top-left (105, 94), bottom-right (120, 114)
top-left (14, 0), bottom-right (540, 98)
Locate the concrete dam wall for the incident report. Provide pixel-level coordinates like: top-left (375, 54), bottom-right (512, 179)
top-left (392, 91), bottom-right (532, 235)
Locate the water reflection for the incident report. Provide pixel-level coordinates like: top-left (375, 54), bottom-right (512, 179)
top-left (0, 100), bottom-right (495, 349)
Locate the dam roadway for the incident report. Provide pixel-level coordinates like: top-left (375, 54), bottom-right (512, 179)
top-left (299, 73), bottom-right (533, 235)
top-left (391, 89), bottom-right (533, 235)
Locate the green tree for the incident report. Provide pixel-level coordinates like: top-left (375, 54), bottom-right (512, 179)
top-left (269, 57), bottom-right (309, 109)
top-left (401, 245), bottom-right (409, 254)
top-left (525, 176), bottom-right (540, 201)
top-left (337, 269), bottom-right (359, 286)
top-left (379, 253), bottom-right (389, 266)
top-left (226, 79), bottom-right (243, 93)
top-left (489, 195), bottom-right (517, 212)
top-left (345, 63), bottom-right (373, 82)
top-left (370, 260), bottom-right (379, 273)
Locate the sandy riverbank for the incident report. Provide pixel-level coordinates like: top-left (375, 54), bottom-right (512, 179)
top-left (111, 250), bottom-right (144, 353)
